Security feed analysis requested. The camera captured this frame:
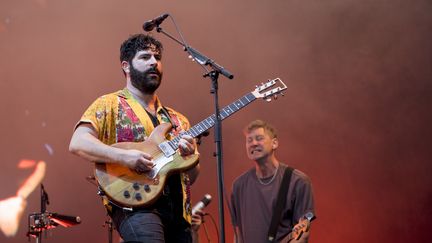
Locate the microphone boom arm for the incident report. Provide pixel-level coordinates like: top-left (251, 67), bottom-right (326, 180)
top-left (155, 27), bottom-right (234, 79)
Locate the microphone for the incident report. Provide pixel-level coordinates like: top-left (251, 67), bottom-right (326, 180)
top-left (48, 213), bottom-right (81, 227)
top-left (192, 194), bottom-right (212, 215)
top-left (143, 14), bottom-right (169, 32)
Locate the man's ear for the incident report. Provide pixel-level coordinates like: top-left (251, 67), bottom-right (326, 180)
top-left (272, 138), bottom-right (279, 150)
top-left (121, 61), bottom-right (130, 73)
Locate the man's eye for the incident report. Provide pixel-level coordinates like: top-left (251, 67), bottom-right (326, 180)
top-left (154, 55), bottom-right (162, 60)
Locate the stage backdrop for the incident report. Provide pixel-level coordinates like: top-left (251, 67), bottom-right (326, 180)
top-left (1, 0), bottom-right (431, 242)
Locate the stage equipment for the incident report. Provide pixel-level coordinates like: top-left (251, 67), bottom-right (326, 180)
top-left (143, 14), bottom-right (286, 242)
top-left (27, 184), bottom-right (81, 243)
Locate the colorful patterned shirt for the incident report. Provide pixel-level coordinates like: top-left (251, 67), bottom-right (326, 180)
top-left (75, 88), bottom-right (193, 223)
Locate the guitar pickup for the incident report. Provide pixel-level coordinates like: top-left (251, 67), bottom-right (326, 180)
top-left (158, 141), bottom-right (176, 157)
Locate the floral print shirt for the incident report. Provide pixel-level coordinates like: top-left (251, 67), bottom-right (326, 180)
top-left (76, 88), bottom-right (193, 222)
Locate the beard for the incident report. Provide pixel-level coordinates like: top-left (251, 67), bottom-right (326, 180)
top-left (130, 65), bottom-right (163, 94)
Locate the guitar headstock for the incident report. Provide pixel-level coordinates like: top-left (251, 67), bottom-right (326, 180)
top-left (291, 217), bottom-right (311, 241)
top-left (251, 78), bottom-right (287, 102)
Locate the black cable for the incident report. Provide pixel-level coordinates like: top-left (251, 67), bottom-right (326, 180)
top-left (205, 212), bottom-right (219, 243)
top-left (202, 221), bottom-right (211, 243)
top-left (166, 15), bottom-right (210, 74)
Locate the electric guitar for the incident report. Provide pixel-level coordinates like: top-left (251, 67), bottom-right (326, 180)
top-left (281, 213), bottom-right (314, 243)
top-left (95, 78), bottom-right (287, 208)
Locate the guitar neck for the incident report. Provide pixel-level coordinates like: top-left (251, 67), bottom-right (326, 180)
top-left (168, 92), bottom-right (257, 150)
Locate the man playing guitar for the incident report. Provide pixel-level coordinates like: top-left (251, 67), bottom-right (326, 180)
top-left (70, 34), bottom-right (199, 243)
top-left (230, 120), bottom-right (316, 243)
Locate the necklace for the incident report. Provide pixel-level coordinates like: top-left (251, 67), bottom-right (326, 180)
top-left (257, 165), bottom-right (279, 186)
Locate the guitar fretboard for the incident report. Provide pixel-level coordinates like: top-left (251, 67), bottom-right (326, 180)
top-left (167, 92), bottom-right (257, 150)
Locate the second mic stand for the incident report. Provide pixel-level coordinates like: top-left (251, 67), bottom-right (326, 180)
top-left (27, 184), bottom-right (50, 243)
top-left (27, 184), bottom-right (81, 243)
top-left (86, 175), bottom-right (115, 243)
top-left (155, 24), bottom-right (234, 243)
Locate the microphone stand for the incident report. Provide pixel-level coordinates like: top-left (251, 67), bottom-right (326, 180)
top-left (104, 218), bottom-right (113, 243)
top-left (27, 184), bottom-right (49, 243)
top-left (155, 25), bottom-right (234, 243)
top-left (27, 184), bottom-right (81, 242)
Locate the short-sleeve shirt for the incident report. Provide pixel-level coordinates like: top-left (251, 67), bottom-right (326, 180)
top-left (76, 88), bottom-right (193, 222)
top-left (230, 163), bottom-right (315, 243)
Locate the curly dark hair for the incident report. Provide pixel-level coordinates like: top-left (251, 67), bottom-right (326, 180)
top-left (120, 34), bottom-right (163, 63)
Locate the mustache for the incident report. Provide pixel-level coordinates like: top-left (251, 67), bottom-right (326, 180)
top-left (146, 68), bottom-right (161, 76)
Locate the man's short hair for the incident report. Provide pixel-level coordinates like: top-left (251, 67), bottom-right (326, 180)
top-left (244, 119), bottom-right (278, 139)
top-left (120, 34), bottom-right (163, 63)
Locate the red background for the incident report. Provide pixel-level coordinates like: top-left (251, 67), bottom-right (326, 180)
top-left (1, 0), bottom-right (431, 242)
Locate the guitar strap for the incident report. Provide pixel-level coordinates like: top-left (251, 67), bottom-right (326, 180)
top-left (267, 166), bottom-right (294, 243)
top-left (144, 105), bottom-right (178, 131)
top-left (160, 106), bottom-right (178, 130)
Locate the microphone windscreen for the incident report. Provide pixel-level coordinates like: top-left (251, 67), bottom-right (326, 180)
top-left (192, 194), bottom-right (212, 214)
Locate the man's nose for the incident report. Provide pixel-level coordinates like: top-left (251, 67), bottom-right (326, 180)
top-left (149, 56), bottom-right (158, 66)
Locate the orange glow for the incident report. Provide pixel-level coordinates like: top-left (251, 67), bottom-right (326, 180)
top-left (0, 196), bottom-right (26, 237)
top-left (17, 159), bottom-right (37, 169)
top-left (17, 161), bottom-right (46, 199)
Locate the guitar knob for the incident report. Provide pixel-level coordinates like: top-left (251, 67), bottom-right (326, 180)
top-left (123, 190), bottom-right (130, 199)
top-left (144, 184), bottom-right (151, 192)
top-left (135, 193), bottom-right (142, 201)
top-left (133, 183), bottom-right (140, 190)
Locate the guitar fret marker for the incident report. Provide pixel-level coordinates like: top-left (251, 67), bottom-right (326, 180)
top-left (202, 120), bottom-right (211, 128)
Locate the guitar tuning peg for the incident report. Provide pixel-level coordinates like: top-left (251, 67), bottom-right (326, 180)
top-left (265, 97), bottom-right (272, 102)
top-left (273, 94), bottom-right (278, 100)
top-left (281, 92), bottom-right (285, 96)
